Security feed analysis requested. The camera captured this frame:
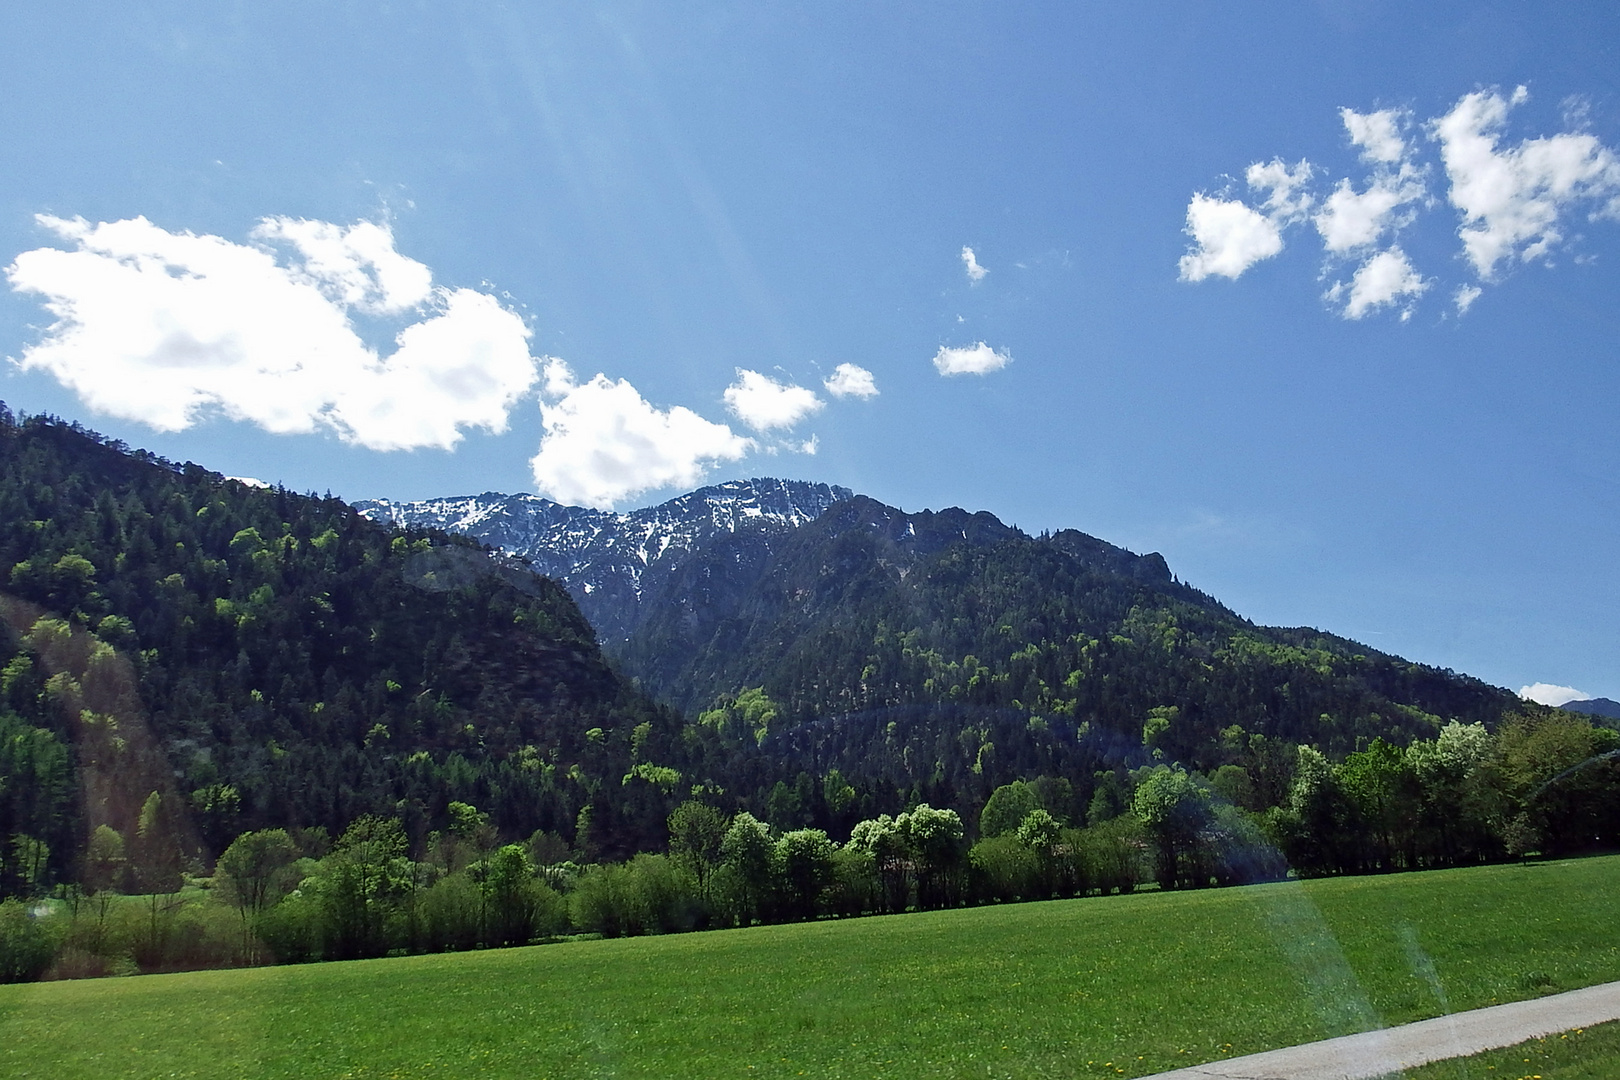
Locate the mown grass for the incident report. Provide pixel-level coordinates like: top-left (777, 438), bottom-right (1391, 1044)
top-left (1387, 1020), bottom-right (1620, 1079)
top-left (1, 855), bottom-right (1616, 1079)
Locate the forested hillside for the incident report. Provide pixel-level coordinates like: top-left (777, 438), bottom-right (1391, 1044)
top-left (599, 495), bottom-right (1517, 816)
top-left (0, 407), bottom-right (682, 896)
top-left (3, 410), bottom-right (1617, 985)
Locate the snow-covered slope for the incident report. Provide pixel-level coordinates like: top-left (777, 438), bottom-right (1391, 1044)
top-left (356, 478), bottom-right (853, 642)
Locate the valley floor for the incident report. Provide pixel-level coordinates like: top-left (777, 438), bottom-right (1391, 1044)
top-left (1, 856), bottom-right (1616, 1079)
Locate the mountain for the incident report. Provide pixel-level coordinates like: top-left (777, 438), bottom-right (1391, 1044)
top-left (356, 479), bottom-right (851, 643)
top-left (0, 416), bottom-right (1561, 904)
top-left (367, 480), bottom-right (1525, 812)
top-left (0, 408), bottom-right (685, 891)
top-left (1560, 697), bottom-right (1620, 721)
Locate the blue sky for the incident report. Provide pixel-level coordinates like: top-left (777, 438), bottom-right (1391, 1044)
top-left (2, 3), bottom-right (1618, 703)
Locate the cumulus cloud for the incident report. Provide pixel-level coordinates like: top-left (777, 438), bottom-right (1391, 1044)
top-left (1178, 195), bottom-right (1285, 282)
top-left (1246, 159), bottom-right (1316, 221)
top-left (1178, 159), bottom-right (1314, 283)
top-left (1324, 247), bottom-right (1428, 320)
top-left (823, 362), bottom-right (878, 399)
top-left (961, 246), bottom-right (988, 283)
top-left (723, 369), bottom-right (823, 432)
top-left (1342, 107), bottom-right (1408, 165)
top-left (252, 217), bottom-right (433, 314)
top-left (1314, 170), bottom-right (1426, 253)
top-left (1519, 682), bottom-right (1587, 707)
top-left (933, 341), bottom-right (1010, 376)
top-left (6, 215), bottom-right (536, 450)
top-left (1432, 86), bottom-right (1620, 280)
top-left (1314, 109), bottom-right (1428, 264)
top-left (1181, 88), bottom-right (1620, 318)
top-left (531, 359), bottom-right (752, 509)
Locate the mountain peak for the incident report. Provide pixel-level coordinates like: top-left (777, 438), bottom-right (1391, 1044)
top-left (356, 478), bottom-right (853, 640)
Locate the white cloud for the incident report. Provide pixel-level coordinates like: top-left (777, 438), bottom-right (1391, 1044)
top-left (723, 369), bottom-right (824, 431)
top-left (1341, 107), bottom-right (1408, 165)
top-left (251, 217), bottom-right (433, 314)
top-left (1519, 682), bottom-right (1588, 707)
top-left (1316, 109), bottom-right (1428, 255)
top-left (1246, 158), bottom-right (1316, 221)
top-left (1325, 246), bottom-right (1428, 320)
top-left (932, 341), bottom-right (1010, 376)
top-left (530, 359), bottom-right (752, 509)
top-left (1183, 89), bottom-right (1620, 318)
top-left (961, 246), bottom-right (988, 283)
top-left (1314, 165), bottom-right (1427, 253)
top-left (1178, 194), bottom-right (1284, 282)
top-left (6, 215), bottom-right (537, 451)
top-left (1432, 86), bottom-right (1620, 279)
top-left (823, 362), bottom-right (878, 399)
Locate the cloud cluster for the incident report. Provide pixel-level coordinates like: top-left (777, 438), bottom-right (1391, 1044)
top-left (1180, 89), bottom-right (1620, 319)
top-left (531, 359), bottom-right (753, 508)
top-left (824, 362), bottom-right (878, 399)
top-left (8, 214), bottom-right (883, 510)
top-left (6, 215), bottom-right (537, 450)
top-left (933, 341), bottom-right (1011, 376)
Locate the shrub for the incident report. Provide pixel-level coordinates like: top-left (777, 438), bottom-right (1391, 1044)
top-left (418, 872), bottom-right (482, 952)
top-left (0, 899), bottom-right (56, 983)
top-left (969, 834), bottom-right (1038, 902)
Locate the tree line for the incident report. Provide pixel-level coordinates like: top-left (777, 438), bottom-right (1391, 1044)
top-left (4, 705), bottom-right (1613, 983)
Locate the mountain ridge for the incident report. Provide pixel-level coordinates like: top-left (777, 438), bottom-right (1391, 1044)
top-left (357, 478), bottom-right (852, 642)
top-left (365, 479), bottom-right (1519, 778)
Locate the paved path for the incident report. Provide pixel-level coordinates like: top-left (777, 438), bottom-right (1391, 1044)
top-left (1144, 980), bottom-right (1620, 1079)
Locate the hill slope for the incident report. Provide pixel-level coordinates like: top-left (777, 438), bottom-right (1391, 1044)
top-left (0, 409), bottom-right (682, 889)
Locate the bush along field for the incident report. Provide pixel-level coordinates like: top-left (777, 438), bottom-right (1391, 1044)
top-left (1, 855), bottom-right (1617, 1080)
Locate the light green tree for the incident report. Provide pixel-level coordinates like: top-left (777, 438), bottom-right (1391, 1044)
top-left (1016, 808), bottom-right (1062, 897)
top-left (1132, 766), bottom-right (1212, 889)
top-left (667, 801), bottom-right (728, 905)
top-left (718, 812), bottom-right (773, 924)
top-left (478, 843), bottom-right (539, 947)
top-left (216, 828), bottom-right (298, 961)
top-left (979, 780), bottom-right (1041, 838)
top-left (315, 815), bottom-right (411, 960)
top-left (773, 829), bottom-right (834, 919)
top-left (83, 823), bottom-right (125, 894)
top-left (896, 804), bottom-right (964, 909)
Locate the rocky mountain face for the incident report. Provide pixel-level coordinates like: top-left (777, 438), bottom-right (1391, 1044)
top-left (356, 478), bottom-right (852, 643)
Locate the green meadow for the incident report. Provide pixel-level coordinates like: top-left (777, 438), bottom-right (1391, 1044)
top-left (1391, 1021), bottom-right (1620, 1080)
top-left (2, 856), bottom-right (1617, 1080)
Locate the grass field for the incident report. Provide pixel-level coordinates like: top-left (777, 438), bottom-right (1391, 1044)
top-left (2, 856), bottom-right (1617, 1079)
top-left (1389, 1020), bottom-right (1620, 1079)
